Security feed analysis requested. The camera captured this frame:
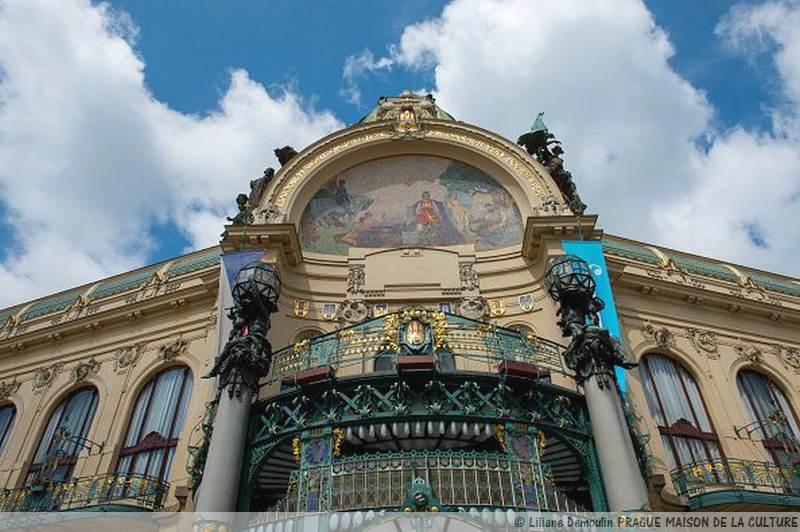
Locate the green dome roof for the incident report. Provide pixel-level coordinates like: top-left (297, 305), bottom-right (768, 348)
top-left (358, 90), bottom-right (455, 124)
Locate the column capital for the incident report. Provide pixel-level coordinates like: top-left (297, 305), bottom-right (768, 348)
top-left (220, 223), bottom-right (303, 266)
top-left (522, 215), bottom-right (602, 261)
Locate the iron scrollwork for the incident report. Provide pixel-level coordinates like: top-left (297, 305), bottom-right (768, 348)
top-left (545, 255), bottom-right (634, 388)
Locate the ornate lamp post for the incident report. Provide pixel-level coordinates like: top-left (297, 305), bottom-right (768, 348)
top-left (545, 255), bottom-right (649, 511)
top-left (194, 261), bottom-right (281, 515)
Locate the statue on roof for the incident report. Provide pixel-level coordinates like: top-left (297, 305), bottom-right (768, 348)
top-left (227, 193), bottom-right (254, 225)
top-left (517, 113), bottom-right (587, 215)
top-left (248, 167), bottom-right (274, 207)
top-left (274, 146), bottom-right (297, 167)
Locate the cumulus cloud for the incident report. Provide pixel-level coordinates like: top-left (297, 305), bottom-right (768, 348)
top-left (349, 0), bottom-right (800, 275)
top-left (340, 49), bottom-right (395, 105)
top-left (0, 0), bottom-right (342, 307)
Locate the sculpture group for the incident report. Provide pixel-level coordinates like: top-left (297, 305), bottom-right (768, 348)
top-left (518, 113), bottom-right (587, 215)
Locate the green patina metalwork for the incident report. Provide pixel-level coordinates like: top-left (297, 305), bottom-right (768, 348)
top-left (266, 311), bottom-right (567, 386)
top-left (747, 272), bottom-right (800, 298)
top-left (671, 458), bottom-right (800, 509)
top-left (601, 238), bottom-right (660, 266)
top-left (242, 370), bottom-right (607, 511)
top-left (665, 253), bottom-right (740, 283)
top-left (0, 472), bottom-right (168, 512)
top-left (22, 289), bottom-right (85, 321)
top-left (186, 399), bottom-right (218, 495)
top-left (90, 265), bottom-right (162, 300)
top-left (165, 249), bottom-right (220, 279)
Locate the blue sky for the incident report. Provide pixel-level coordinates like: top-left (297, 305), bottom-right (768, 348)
top-left (112, 0), bottom-right (768, 129)
top-left (0, 0), bottom-right (799, 306)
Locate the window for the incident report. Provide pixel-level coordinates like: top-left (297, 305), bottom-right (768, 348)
top-left (737, 370), bottom-right (800, 465)
top-left (0, 404), bottom-right (16, 457)
top-left (117, 367), bottom-right (193, 482)
top-left (28, 388), bottom-right (99, 483)
top-left (639, 354), bottom-right (721, 469)
top-left (294, 329), bottom-right (323, 343)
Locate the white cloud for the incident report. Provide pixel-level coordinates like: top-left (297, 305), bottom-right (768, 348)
top-left (349, 0), bottom-right (800, 276)
top-left (0, 0), bottom-right (342, 308)
top-left (340, 49), bottom-right (395, 105)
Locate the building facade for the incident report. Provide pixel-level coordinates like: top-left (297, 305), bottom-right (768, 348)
top-left (0, 93), bottom-right (798, 519)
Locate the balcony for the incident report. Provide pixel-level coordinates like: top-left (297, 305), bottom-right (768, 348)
top-left (671, 458), bottom-right (800, 510)
top-left (264, 310), bottom-right (567, 389)
top-left (0, 473), bottom-right (168, 512)
top-left (266, 449), bottom-right (587, 514)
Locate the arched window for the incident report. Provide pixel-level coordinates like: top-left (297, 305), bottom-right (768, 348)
top-left (639, 354), bottom-right (721, 469)
top-left (0, 404), bottom-right (16, 457)
top-left (294, 329), bottom-right (323, 343)
top-left (737, 370), bottom-right (800, 465)
top-left (27, 388), bottom-right (99, 483)
top-left (117, 367), bottom-right (193, 482)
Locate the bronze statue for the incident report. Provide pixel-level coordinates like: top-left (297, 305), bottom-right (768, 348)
top-left (274, 146), bottom-right (297, 166)
top-left (248, 167), bottom-right (274, 207)
top-left (227, 193), bottom-right (254, 225)
top-left (518, 113), bottom-right (587, 215)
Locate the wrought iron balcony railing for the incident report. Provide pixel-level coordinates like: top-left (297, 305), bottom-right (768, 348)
top-left (671, 458), bottom-right (800, 498)
top-left (265, 312), bottom-right (567, 386)
top-left (0, 473), bottom-right (168, 512)
top-left (265, 449), bottom-right (585, 514)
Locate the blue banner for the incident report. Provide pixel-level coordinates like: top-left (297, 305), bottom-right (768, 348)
top-left (561, 241), bottom-right (627, 392)
top-left (220, 251), bottom-right (264, 291)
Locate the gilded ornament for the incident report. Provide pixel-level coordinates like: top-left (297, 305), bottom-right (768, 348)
top-left (291, 436), bottom-right (301, 463)
top-left (518, 293), bottom-right (534, 312)
top-left (293, 299), bottom-right (309, 318)
top-left (488, 298), bottom-right (506, 317)
top-left (494, 424), bottom-right (507, 452)
top-left (332, 427), bottom-right (345, 457)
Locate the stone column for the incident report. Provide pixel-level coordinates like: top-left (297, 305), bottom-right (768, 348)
top-left (583, 372), bottom-right (649, 511)
top-left (544, 254), bottom-right (648, 511)
top-left (193, 387), bottom-right (252, 512)
top-left (194, 261), bottom-right (281, 520)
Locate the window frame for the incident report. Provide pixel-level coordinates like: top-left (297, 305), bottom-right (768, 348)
top-left (736, 369), bottom-right (800, 464)
top-left (0, 403), bottom-right (16, 458)
top-left (27, 387), bottom-right (99, 483)
top-left (116, 366), bottom-right (193, 483)
top-left (639, 353), bottom-right (723, 468)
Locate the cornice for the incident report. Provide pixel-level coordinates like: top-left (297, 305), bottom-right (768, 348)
top-left (604, 248), bottom-right (800, 323)
top-left (0, 265), bottom-right (219, 355)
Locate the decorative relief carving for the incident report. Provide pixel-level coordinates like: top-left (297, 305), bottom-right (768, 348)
top-left (642, 323), bottom-right (675, 349)
top-left (114, 342), bottom-right (147, 373)
top-left (33, 363), bottom-right (63, 392)
top-left (0, 379), bottom-right (20, 400)
top-left (347, 265), bottom-right (365, 294)
top-left (71, 358), bottom-right (100, 383)
top-left (685, 328), bottom-right (719, 359)
top-left (158, 338), bottom-right (189, 362)
top-left (459, 262), bottom-right (479, 291)
top-left (735, 344), bottom-right (763, 366)
top-left (774, 345), bottom-right (800, 372)
top-left (645, 269), bottom-right (666, 280)
top-left (457, 297), bottom-right (489, 321)
top-left (337, 301), bottom-right (370, 324)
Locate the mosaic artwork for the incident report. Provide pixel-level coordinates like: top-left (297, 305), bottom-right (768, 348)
top-left (299, 156), bottom-right (523, 254)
